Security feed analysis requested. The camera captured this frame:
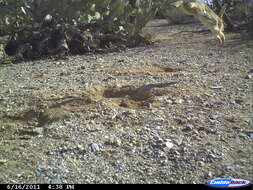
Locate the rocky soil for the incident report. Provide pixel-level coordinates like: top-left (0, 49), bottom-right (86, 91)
top-left (0, 20), bottom-right (253, 184)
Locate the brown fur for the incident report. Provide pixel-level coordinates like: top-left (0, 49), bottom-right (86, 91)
top-left (172, 0), bottom-right (227, 45)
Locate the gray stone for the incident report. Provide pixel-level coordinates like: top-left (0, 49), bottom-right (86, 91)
top-left (91, 143), bottom-right (100, 152)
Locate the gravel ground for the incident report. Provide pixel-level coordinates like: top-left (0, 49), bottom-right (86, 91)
top-left (0, 20), bottom-right (253, 184)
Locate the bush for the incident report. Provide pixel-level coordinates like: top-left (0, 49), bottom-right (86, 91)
top-left (0, 0), bottom-right (166, 61)
top-left (159, 0), bottom-right (196, 24)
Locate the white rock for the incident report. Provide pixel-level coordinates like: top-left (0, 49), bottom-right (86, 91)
top-left (91, 143), bottom-right (100, 152)
top-left (165, 141), bottom-right (174, 149)
top-left (175, 99), bottom-right (184, 104)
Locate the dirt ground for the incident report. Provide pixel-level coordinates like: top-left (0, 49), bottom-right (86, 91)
top-left (0, 20), bottom-right (252, 184)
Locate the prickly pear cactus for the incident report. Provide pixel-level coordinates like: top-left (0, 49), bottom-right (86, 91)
top-left (0, 0), bottom-right (166, 60)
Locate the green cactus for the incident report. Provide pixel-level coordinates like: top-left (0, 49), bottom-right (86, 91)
top-left (0, 0), bottom-right (167, 59)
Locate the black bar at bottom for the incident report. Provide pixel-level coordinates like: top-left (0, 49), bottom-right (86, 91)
top-left (0, 184), bottom-right (252, 189)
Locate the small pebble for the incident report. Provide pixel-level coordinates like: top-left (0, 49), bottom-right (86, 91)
top-left (247, 131), bottom-right (253, 138)
top-left (174, 98), bottom-right (184, 104)
top-left (205, 171), bottom-right (213, 178)
top-left (91, 143), bottom-right (100, 152)
top-left (16, 173), bottom-right (22, 178)
top-left (151, 129), bottom-right (159, 135)
top-left (165, 141), bottom-right (174, 149)
top-left (245, 74), bottom-right (252, 79)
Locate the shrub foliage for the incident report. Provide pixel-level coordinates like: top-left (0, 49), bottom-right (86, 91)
top-left (0, 0), bottom-right (165, 60)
